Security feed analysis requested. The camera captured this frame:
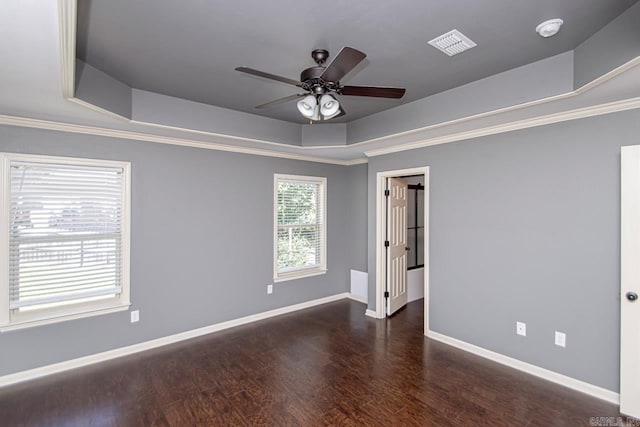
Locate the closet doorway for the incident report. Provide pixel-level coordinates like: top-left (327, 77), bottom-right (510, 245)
top-left (374, 166), bottom-right (429, 335)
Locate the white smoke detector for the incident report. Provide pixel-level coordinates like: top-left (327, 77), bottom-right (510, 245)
top-left (428, 29), bottom-right (477, 57)
top-left (536, 19), bottom-right (564, 38)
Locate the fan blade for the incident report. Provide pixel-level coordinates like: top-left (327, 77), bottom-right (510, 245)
top-left (235, 67), bottom-right (302, 87)
top-left (340, 86), bottom-right (406, 99)
top-left (320, 47), bottom-right (366, 83)
top-left (255, 93), bottom-right (306, 109)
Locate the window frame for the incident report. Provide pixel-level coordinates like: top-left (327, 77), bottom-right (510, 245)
top-left (273, 174), bottom-right (327, 283)
top-left (0, 153), bottom-right (131, 332)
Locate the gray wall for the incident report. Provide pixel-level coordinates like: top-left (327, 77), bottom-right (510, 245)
top-left (301, 123), bottom-right (347, 147)
top-left (574, 1), bottom-right (640, 89)
top-left (347, 52), bottom-right (574, 144)
top-left (0, 124), bottom-right (365, 376)
top-left (347, 163), bottom-right (368, 272)
top-left (76, 60), bottom-right (132, 119)
top-left (367, 108), bottom-right (640, 392)
top-left (131, 89), bottom-right (302, 146)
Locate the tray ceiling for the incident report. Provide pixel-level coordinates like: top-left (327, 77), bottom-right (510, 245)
top-left (76, 0), bottom-right (639, 124)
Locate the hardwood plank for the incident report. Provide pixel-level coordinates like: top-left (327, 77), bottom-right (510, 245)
top-left (0, 299), bottom-right (624, 425)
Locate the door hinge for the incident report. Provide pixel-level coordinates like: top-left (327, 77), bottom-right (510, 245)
top-left (384, 291), bottom-right (389, 298)
top-left (384, 240), bottom-right (389, 247)
top-left (384, 189), bottom-right (390, 196)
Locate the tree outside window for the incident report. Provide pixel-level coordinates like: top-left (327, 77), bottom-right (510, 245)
top-left (274, 175), bottom-right (326, 281)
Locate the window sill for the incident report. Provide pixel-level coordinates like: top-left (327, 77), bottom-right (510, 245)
top-left (0, 303), bottom-right (131, 332)
top-left (274, 268), bottom-right (327, 283)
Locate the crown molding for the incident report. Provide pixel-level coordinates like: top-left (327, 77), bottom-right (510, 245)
top-left (7, 94), bottom-right (638, 167)
top-left (67, 97), bottom-right (130, 122)
top-left (365, 97), bottom-right (640, 157)
top-left (131, 118), bottom-right (311, 150)
top-left (0, 114), bottom-right (366, 166)
top-left (343, 157), bottom-right (368, 165)
top-left (58, 0), bottom-right (76, 99)
top-left (352, 55), bottom-right (640, 150)
top-left (124, 55), bottom-right (638, 154)
top-left (576, 56), bottom-right (640, 95)
top-left (50, 0), bottom-right (640, 163)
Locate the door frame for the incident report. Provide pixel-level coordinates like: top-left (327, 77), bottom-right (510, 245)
top-left (621, 145), bottom-right (640, 416)
top-left (375, 166), bottom-right (430, 335)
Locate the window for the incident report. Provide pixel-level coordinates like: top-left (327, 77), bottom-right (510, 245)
top-left (274, 174), bottom-right (326, 282)
top-left (0, 153), bottom-right (131, 330)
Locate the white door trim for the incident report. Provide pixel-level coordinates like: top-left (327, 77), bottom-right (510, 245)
top-left (375, 166), bottom-right (430, 335)
top-left (621, 145), bottom-right (640, 417)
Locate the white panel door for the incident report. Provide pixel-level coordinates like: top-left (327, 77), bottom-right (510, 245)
top-left (621, 145), bottom-right (640, 417)
top-left (387, 177), bottom-right (408, 316)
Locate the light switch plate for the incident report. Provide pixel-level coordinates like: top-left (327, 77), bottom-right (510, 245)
top-left (516, 321), bottom-right (526, 336)
top-left (267, 284), bottom-right (273, 295)
top-left (555, 331), bottom-right (566, 347)
top-left (131, 310), bottom-right (139, 323)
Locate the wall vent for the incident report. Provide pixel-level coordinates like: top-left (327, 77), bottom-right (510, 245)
top-left (428, 29), bottom-right (477, 57)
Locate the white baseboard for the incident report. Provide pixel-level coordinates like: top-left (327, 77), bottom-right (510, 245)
top-left (349, 269), bottom-right (368, 303)
top-left (348, 293), bottom-right (367, 304)
top-left (5, 293), bottom-right (615, 407)
top-left (407, 267), bottom-right (425, 303)
top-left (427, 330), bottom-right (620, 405)
top-left (365, 309), bottom-right (381, 319)
top-left (0, 292), bottom-right (350, 387)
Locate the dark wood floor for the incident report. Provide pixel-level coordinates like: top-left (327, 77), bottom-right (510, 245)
top-left (0, 299), bottom-right (623, 426)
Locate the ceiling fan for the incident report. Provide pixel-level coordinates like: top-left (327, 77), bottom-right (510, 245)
top-left (235, 47), bottom-right (406, 122)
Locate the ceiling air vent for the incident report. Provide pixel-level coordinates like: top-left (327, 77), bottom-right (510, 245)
top-left (428, 29), bottom-right (477, 57)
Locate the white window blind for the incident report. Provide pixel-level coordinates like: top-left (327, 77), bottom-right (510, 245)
top-left (274, 175), bottom-right (326, 281)
top-left (8, 160), bottom-right (125, 312)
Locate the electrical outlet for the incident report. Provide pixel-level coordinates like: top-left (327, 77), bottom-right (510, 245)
top-left (516, 321), bottom-right (526, 336)
top-left (267, 284), bottom-right (273, 295)
top-left (130, 310), bottom-right (139, 323)
top-left (555, 331), bottom-right (566, 347)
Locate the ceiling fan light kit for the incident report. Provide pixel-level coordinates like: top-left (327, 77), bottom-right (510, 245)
top-left (297, 95), bottom-right (317, 118)
top-left (235, 47), bottom-right (406, 122)
top-left (320, 94), bottom-right (340, 116)
top-left (323, 110), bottom-right (341, 120)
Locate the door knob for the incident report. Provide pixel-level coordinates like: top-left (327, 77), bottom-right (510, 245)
top-left (627, 292), bottom-right (638, 301)
top-left (405, 247), bottom-right (410, 251)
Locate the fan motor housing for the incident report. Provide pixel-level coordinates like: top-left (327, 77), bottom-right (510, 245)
top-left (301, 66), bottom-right (339, 94)
top-left (234, 46), bottom-right (404, 114)
top-left (311, 49), bottom-right (329, 64)
top-left (300, 66), bottom-right (325, 83)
